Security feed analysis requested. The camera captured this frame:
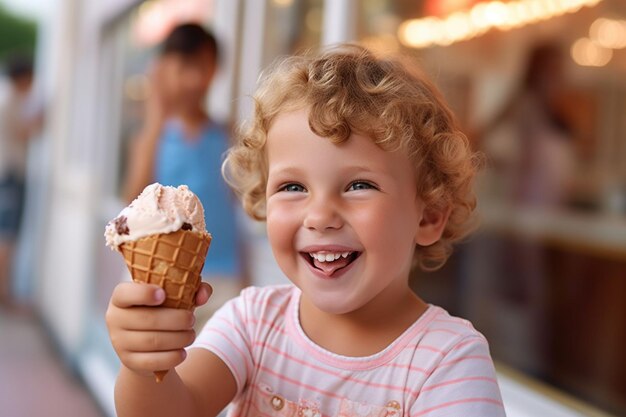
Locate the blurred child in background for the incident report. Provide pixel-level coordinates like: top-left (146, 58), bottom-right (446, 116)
top-left (477, 42), bottom-right (578, 373)
top-left (480, 42), bottom-right (576, 208)
top-left (123, 23), bottom-right (242, 287)
top-left (0, 55), bottom-right (35, 307)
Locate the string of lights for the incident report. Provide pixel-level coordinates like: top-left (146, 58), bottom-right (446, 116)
top-left (398, 0), bottom-right (603, 48)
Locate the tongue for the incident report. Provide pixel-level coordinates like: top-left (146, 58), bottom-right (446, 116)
top-left (313, 257), bottom-right (352, 276)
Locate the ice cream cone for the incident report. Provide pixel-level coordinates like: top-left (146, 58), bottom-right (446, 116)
top-left (120, 228), bottom-right (211, 381)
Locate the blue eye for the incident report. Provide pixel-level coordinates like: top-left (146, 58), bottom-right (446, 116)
top-left (348, 181), bottom-right (376, 191)
top-left (280, 183), bottom-right (306, 192)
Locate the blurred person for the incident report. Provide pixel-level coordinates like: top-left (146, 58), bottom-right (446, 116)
top-left (0, 55), bottom-right (36, 307)
top-left (479, 42), bottom-right (576, 208)
top-left (476, 43), bottom-right (578, 374)
top-left (123, 23), bottom-right (242, 293)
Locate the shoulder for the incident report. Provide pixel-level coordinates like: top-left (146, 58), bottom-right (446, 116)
top-left (197, 285), bottom-right (296, 344)
top-left (209, 285), bottom-right (295, 345)
top-left (234, 284), bottom-right (296, 319)
top-left (406, 307), bottom-right (504, 416)
top-left (239, 284), bottom-right (295, 306)
top-left (205, 121), bottom-right (230, 137)
top-left (240, 283), bottom-right (294, 297)
top-left (415, 306), bottom-right (497, 384)
top-left (421, 305), bottom-right (488, 348)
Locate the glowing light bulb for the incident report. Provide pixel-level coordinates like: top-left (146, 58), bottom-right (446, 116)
top-left (590, 18), bottom-right (626, 49)
top-left (571, 37), bottom-right (612, 66)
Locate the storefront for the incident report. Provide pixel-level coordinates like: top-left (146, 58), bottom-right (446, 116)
top-left (21, 1), bottom-right (625, 416)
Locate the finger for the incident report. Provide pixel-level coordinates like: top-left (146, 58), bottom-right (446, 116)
top-left (194, 282), bottom-right (213, 306)
top-left (118, 307), bottom-right (195, 331)
top-left (123, 349), bottom-right (187, 373)
top-left (124, 330), bottom-right (196, 353)
top-left (111, 282), bottom-right (165, 308)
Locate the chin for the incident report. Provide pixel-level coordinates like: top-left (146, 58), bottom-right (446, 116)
top-left (308, 293), bottom-right (361, 316)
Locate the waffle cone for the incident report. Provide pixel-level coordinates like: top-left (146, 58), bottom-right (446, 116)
top-left (119, 229), bottom-right (211, 383)
top-left (120, 229), bottom-right (211, 309)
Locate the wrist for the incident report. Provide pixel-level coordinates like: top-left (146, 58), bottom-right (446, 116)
top-left (120, 364), bottom-right (160, 381)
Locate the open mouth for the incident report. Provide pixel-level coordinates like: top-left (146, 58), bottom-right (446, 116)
top-left (302, 251), bottom-right (361, 276)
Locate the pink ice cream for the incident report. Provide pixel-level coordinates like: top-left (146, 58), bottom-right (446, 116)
top-left (104, 183), bottom-right (208, 250)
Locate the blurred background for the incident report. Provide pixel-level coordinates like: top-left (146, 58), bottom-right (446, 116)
top-left (0, 0), bottom-right (624, 416)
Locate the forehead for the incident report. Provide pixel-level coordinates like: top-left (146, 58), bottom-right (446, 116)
top-left (266, 109), bottom-right (415, 179)
top-left (267, 108), bottom-right (370, 154)
top-left (165, 49), bottom-right (214, 67)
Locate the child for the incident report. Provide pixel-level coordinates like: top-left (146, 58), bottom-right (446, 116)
top-left (123, 23), bottom-right (240, 280)
top-left (0, 55), bottom-right (35, 306)
top-left (106, 44), bottom-right (506, 417)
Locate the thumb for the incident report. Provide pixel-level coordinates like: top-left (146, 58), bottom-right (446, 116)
top-left (194, 282), bottom-right (213, 307)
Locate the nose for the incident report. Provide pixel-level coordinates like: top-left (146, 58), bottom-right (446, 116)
top-left (303, 195), bottom-right (343, 231)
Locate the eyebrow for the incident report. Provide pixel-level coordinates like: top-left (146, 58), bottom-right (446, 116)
top-left (268, 165), bottom-right (376, 176)
top-left (268, 166), bottom-right (303, 176)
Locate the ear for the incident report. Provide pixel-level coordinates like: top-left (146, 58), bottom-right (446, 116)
top-left (415, 205), bottom-right (451, 246)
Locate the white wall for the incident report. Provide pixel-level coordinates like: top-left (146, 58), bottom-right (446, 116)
top-left (35, 0), bottom-right (141, 357)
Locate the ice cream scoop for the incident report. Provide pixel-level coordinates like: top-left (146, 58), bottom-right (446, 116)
top-left (105, 183), bottom-right (207, 249)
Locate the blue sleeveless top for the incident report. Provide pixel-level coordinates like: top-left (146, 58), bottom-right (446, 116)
top-left (155, 119), bottom-right (240, 277)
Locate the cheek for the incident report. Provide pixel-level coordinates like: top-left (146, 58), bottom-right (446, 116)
top-left (354, 201), bottom-right (419, 257)
top-left (266, 205), bottom-right (303, 280)
top-left (162, 65), bottom-right (182, 90)
top-left (266, 203), bottom-right (298, 252)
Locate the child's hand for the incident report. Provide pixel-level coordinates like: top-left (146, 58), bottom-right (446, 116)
top-left (145, 57), bottom-right (178, 123)
top-left (105, 282), bottom-right (212, 377)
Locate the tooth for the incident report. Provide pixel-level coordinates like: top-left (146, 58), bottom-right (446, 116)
top-left (309, 252), bottom-right (353, 262)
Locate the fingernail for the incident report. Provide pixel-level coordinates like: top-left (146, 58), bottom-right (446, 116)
top-left (190, 314), bottom-right (196, 327)
top-left (155, 289), bottom-right (165, 302)
top-left (182, 349), bottom-right (188, 359)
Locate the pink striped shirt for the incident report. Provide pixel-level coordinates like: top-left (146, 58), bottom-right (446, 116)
top-left (191, 285), bottom-right (506, 417)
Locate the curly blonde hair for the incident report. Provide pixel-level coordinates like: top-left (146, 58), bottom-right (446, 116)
top-left (224, 44), bottom-right (481, 271)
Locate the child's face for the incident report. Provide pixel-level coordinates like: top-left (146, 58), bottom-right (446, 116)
top-left (160, 49), bottom-right (215, 107)
top-left (265, 108), bottom-right (426, 316)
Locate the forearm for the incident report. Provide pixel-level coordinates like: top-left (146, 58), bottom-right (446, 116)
top-left (114, 365), bottom-right (202, 417)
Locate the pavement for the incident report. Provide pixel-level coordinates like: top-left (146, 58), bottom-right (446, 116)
top-left (0, 305), bottom-right (104, 417)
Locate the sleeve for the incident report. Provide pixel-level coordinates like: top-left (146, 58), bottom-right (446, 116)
top-left (188, 289), bottom-right (255, 397)
top-left (410, 336), bottom-right (506, 417)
